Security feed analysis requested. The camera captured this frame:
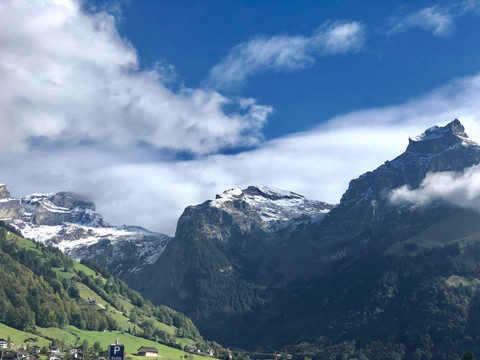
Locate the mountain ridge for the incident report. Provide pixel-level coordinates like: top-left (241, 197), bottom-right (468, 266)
top-left (125, 119), bottom-right (480, 357)
top-left (0, 189), bottom-right (171, 276)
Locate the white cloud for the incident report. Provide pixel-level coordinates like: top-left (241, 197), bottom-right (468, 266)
top-left (4, 72), bottom-right (480, 235)
top-left (3, 0), bottom-right (480, 236)
top-left (0, 0), bottom-right (272, 156)
top-left (388, 1), bottom-right (480, 36)
top-left (390, 165), bottom-right (480, 212)
top-left (206, 21), bottom-right (365, 90)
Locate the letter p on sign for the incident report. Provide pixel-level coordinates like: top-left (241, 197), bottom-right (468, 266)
top-left (109, 344), bottom-right (125, 360)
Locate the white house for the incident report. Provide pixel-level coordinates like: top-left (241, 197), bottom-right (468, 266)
top-left (137, 347), bottom-right (158, 357)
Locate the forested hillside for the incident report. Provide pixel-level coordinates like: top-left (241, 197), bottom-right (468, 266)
top-left (0, 222), bottom-right (225, 358)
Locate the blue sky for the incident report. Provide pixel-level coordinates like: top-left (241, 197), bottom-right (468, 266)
top-left (113, 0), bottom-right (480, 139)
top-left (1, 0), bottom-right (480, 234)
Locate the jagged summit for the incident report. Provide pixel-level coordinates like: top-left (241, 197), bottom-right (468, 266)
top-left (215, 185), bottom-right (303, 202)
top-left (210, 185), bottom-right (333, 232)
top-left (407, 119), bottom-right (475, 154)
top-left (174, 185), bottom-right (334, 244)
top-left (21, 192), bottom-right (103, 227)
top-left (330, 119), bottom-right (480, 228)
top-left (0, 184), bottom-right (13, 200)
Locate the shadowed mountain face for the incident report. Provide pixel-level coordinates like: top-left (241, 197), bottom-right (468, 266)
top-left (127, 120), bottom-right (480, 358)
top-left (327, 119), bottom-right (480, 229)
top-left (130, 185), bottom-right (335, 334)
top-left (310, 119), bottom-right (480, 256)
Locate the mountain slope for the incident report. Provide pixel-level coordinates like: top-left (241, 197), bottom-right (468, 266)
top-left (0, 222), bottom-right (224, 359)
top-left (304, 119), bottom-right (480, 260)
top-left (128, 185), bottom-right (333, 344)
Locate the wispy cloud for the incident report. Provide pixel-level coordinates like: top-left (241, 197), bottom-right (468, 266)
top-left (390, 165), bottom-right (480, 212)
top-left (206, 21), bottom-right (365, 90)
top-left (0, 0), bottom-right (272, 156)
top-left (388, 1), bottom-right (480, 36)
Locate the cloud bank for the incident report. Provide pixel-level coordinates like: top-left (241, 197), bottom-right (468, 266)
top-left (3, 0), bottom-right (480, 235)
top-left (5, 71), bottom-right (480, 235)
top-left (207, 21), bottom-right (365, 90)
top-left (0, 0), bottom-right (272, 156)
top-left (390, 165), bottom-right (480, 213)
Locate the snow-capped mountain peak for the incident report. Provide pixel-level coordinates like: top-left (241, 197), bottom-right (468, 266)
top-left (407, 119), bottom-right (476, 154)
top-left (211, 185), bottom-right (334, 232)
top-left (0, 186), bottom-right (171, 275)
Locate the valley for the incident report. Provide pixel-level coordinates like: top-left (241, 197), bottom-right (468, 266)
top-left (0, 225), bottom-right (225, 360)
top-left (4, 120), bottom-right (480, 359)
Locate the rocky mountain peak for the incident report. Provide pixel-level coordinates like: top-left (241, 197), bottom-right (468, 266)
top-left (214, 185), bottom-right (303, 203)
top-left (406, 119), bottom-right (474, 154)
top-left (329, 119), bottom-right (480, 232)
top-left (0, 184), bottom-right (12, 200)
top-left (51, 191), bottom-right (96, 211)
top-left (207, 185), bottom-right (334, 233)
top-left (20, 191), bottom-right (103, 227)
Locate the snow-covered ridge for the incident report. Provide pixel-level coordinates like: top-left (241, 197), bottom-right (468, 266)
top-left (18, 221), bottom-right (170, 272)
top-left (410, 119), bottom-right (475, 145)
top-left (414, 125), bottom-right (454, 141)
top-left (413, 119), bottom-right (468, 142)
top-left (0, 186), bottom-right (171, 275)
top-left (211, 185), bottom-right (334, 231)
top-left (405, 119), bottom-right (479, 156)
top-left (22, 193), bottom-right (69, 214)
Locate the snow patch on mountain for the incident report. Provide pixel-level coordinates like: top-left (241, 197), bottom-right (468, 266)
top-left (0, 188), bottom-right (171, 274)
top-left (212, 185), bottom-right (334, 232)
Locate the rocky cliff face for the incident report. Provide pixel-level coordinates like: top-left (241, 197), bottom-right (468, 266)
top-left (0, 184), bottom-right (22, 219)
top-left (20, 192), bottom-right (103, 226)
top-left (315, 119), bottom-right (480, 249)
top-left (130, 185), bottom-right (334, 343)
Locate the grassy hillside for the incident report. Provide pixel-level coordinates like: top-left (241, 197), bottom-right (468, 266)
top-left (0, 322), bottom-right (50, 346)
top-left (0, 223), bottom-right (226, 360)
top-left (387, 209), bottom-right (480, 256)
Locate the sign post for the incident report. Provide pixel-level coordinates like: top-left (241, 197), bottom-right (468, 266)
top-left (108, 340), bottom-right (125, 360)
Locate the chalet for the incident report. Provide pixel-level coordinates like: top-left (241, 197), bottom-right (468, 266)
top-left (184, 345), bottom-right (199, 354)
top-left (23, 339), bottom-right (36, 344)
top-left (88, 299), bottom-right (98, 306)
top-left (49, 347), bottom-right (61, 354)
top-left (70, 350), bottom-right (84, 360)
top-left (137, 347), bottom-right (158, 357)
top-left (30, 346), bottom-right (41, 353)
top-left (203, 350), bottom-right (215, 357)
top-left (0, 339), bottom-right (7, 349)
top-left (49, 356), bottom-right (61, 360)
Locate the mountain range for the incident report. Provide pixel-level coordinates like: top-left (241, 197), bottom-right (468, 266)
top-left (4, 119), bottom-right (480, 359)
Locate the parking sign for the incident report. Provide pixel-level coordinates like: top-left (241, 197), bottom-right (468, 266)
top-left (109, 344), bottom-right (125, 360)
